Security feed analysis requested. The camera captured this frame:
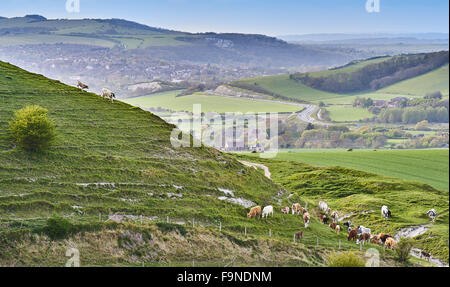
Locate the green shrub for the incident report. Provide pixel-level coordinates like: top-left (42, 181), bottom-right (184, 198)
top-left (9, 105), bottom-right (56, 151)
top-left (45, 217), bottom-right (73, 240)
top-left (396, 238), bottom-right (414, 262)
top-left (327, 251), bottom-right (366, 267)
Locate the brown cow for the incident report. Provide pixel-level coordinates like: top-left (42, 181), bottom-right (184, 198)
top-left (303, 212), bottom-right (311, 228)
top-left (421, 251), bottom-right (431, 261)
top-left (247, 206), bottom-right (262, 219)
top-left (295, 230), bottom-right (303, 240)
top-left (329, 223), bottom-right (337, 230)
top-left (319, 214), bottom-right (329, 224)
top-left (292, 203), bottom-right (302, 215)
top-left (385, 237), bottom-right (397, 249)
top-left (348, 229), bottom-right (358, 241)
top-left (376, 233), bottom-right (392, 244)
top-left (359, 233), bottom-right (371, 245)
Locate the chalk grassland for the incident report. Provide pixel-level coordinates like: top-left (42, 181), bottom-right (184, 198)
top-left (2, 61), bottom-right (418, 267)
top-left (272, 149), bottom-right (449, 191)
top-left (236, 153), bottom-right (449, 263)
top-left (124, 90), bottom-right (304, 113)
top-left (378, 64), bottom-right (449, 97)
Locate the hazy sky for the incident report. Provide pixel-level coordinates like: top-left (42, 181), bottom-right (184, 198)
top-left (1, 0), bottom-right (449, 35)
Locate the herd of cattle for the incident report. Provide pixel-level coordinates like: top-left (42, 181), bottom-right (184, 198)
top-left (247, 201), bottom-right (439, 251)
top-left (76, 81), bottom-right (116, 103)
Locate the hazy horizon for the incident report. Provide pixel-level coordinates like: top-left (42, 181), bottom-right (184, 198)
top-left (0, 0), bottom-right (448, 36)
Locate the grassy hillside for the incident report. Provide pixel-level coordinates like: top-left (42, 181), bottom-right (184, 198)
top-left (271, 149), bottom-right (449, 191)
top-left (0, 61), bottom-right (447, 266)
top-left (124, 90), bottom-right (303, 113)
top-left (231, 53), bottom-right (449, 107)
top-left (236, 154), bottom-right (449, 263)
top-left (232, 75), bottom-right (342, 103)
top-left (378, 64), bottom-right (449, 97)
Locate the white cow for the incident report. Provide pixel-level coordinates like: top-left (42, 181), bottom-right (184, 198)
top-left (319, 201), bottom-right (331, 215)
top-left (330, 211), bottom-right (339, 223)
top-left (357, 225), bottom-right (371, 235)
top-left (101, 88), bottom-right (116, 103)
top-left (262, 205), bottom-right (274, 218)
top-left (381, 205), bottom-right (391, 220)
top-left (426, 209), bottom-right (437, 222)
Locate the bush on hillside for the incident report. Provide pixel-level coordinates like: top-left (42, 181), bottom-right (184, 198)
top-left (327, 251), bottom-right (365, 267)
top-left (45, 217), bottom-right (73, 240)
top-left (9, 105), bottom-right (56, 152)
top-left (396, 238), bottom-right (415, 262)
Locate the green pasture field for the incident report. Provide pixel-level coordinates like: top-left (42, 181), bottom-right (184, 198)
top-left (124, 90), bottom-right (304, 113)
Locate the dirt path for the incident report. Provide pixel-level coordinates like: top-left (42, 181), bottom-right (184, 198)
top-left (238, 161), bottom-right (271, 179)
top-left (395, 225), bottom-right (448, 267)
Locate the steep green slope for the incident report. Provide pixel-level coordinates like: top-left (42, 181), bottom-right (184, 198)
top-left (0, 61), bottom-right (302, 266)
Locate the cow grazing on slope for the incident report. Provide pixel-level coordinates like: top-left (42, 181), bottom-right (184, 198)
top-left (303, 212), bottom-right (311, 228)
top-left (77, 81), bottom-right (89, 90)
top-left (292, 203), bottom-right (302, 215)
top-left (262, 205), bottom-right (274, 218)
top-left (247, 206), bottom-right (262, 219)
top-left (319, 214), bottom-right (329, 224)
top-left (330, 211), bottom-right (339, 223)
top-left (376, 233), bottom-right (392, 244)
top-left (357, 233), bottom-right (371, 245)
top-left (357, 226), bottom-right (371, 235)
top-left (421, 251), bottom-right (431, 261)
top-left (335, 225), bottom-right (341, 235)
top-left (385, 237), bottom-right (397, 249)
top-left (348, 229), bottom-right (358, 241)
top-left (101, 88), bottom-right (116, 103)
top-left (295, 231), bottom-right (303, 240)
top-left (281, 207), bottom-right (290, 214)
top-left (426, 209), bottom-right (437, 222)
top-left (319, 201), bottom-right (331, 215)
top-left (381, 205), bottom-right (392, 220)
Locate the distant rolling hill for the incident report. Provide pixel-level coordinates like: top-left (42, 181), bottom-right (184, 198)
top-left (0, 15), bottom-right (353, 69)
top-left (230, 52), bottom-right (450, 104)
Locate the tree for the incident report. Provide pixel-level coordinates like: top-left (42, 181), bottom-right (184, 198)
top-left (415, 120), bottom-right (431, 131)
top-left (9, 105), bottom-right (56, 152)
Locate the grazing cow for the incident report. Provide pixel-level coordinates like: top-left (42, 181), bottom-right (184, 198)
top-left (319, 201), bottom-right (331, 215)
top-left (426, 209), bottom-right (437, 222)
top-left (335, 225), bottom-right (341, 235)
top-left (303, 212), bottom-right (311, 228)
top-left (357, 233), bottom-right (371, 245)
top-left (281, 207), bottom-right (290, 214)
top-left (381, 205), bottom-right (392, 220)
top-left (385, 237), bottom-right (397, 249)
top-left (77, 81), bottom-right (89, 90)
top-left (421, 251), bottom-right (431, 261)
top-left (292, 203), bottom-right (302, 215)
top-left (329, 222), bottom-right (337, 230)
top-left (343, 221), bottom-right (352, 229)
top-left (319, 214), bottom-right (329, 224)
top-left (376, 233), bottom-right (392, 244)
top-left (357, 226), bottom-right (371, 235)
top-left (295, 231), bottom-right (303, 240)
top-left (101, 88), bottom-right (116, 103)
top-left (262, 205), bottom-right (274, 218)
top-left (247, 206), bottom-right (262, 219)
top-left (348, 229), bottom-right (358, 241)
top-left (330, 211), bottom-right (339, 223)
